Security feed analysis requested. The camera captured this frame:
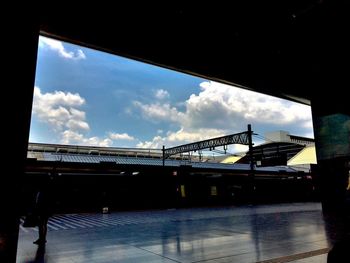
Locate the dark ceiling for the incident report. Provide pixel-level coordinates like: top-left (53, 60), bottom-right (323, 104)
top-left (39, 1), bottom-right (349, 111)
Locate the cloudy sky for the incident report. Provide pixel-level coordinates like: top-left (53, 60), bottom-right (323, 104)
top-left (29, 36), bottom-right (314, 153)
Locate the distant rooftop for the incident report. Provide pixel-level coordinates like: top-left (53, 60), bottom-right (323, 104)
top-left (27, 146), bottom-right (300, 174)
top-left (28, 142), bottom-right (163, 158)
top-left (27, 142), bottom-right (216, 163)
top-left (220, 131), bottom-right (315, 166)
top-left (264, 131), bottom-right (314, 145)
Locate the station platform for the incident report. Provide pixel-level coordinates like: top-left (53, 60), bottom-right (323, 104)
top-left (17, 202), bottom-right (330, 263)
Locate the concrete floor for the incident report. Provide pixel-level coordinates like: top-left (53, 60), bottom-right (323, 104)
top-left (17, 202), bottom-right (330, 263)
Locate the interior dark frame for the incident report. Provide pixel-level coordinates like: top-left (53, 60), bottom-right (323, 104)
top-left (2, 2), bottom-right (349, 261)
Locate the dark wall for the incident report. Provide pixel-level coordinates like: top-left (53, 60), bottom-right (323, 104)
top-left (20, 170), bottom-right (316, 214)
top-left (0, 17), bottom-right (39, 262)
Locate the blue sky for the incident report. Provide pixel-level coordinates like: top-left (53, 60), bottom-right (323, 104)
top-left (29, 36), bottom-right (314, 153)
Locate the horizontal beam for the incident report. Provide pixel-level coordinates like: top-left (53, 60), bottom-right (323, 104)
top-left (164, 132), bottom-right (250, 159)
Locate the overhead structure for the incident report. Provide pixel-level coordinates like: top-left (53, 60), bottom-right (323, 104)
top-left (163, 125), bottom-right (253, 160)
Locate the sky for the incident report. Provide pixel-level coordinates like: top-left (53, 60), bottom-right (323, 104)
top-left (29, 36), bottom-right (314, 154)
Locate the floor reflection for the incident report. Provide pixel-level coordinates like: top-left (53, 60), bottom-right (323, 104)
top-left (17, 203), bottom-right (331, 263)
top-left (323, 204), bottom-right (350, 263)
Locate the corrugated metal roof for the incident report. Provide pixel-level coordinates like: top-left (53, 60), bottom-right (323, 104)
top-left (255, 166), bottom-right (297, 173)
top-left (35, 153), bottom-right (299, 173)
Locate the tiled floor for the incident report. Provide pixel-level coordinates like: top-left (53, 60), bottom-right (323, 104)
top-left (17, 203), bottom-right (330, 263)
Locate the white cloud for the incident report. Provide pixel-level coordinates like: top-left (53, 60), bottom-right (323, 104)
top-left (154, 89), bottom-right (169, 100)
top-left (66, 119), bottom-right (90, 131)
top-left (228, 144), bottom-right (249, 154)
top-left (33, 87), bottom-right (111, 146)
top-left (133, 81), bottom-right (312, 133)
top-left (32, 87), bottom-right (88, 132)
top-left (137, 136), bottom-right (164, 149)
top-left (135, 80), bottom-right (313, 151)
top-left (109, 132), bottom-right (135, 141)
top-left (137, 128), bottom-right (225, 148)
top-left (133, 101), bottom-right (185, 123)
top-left (61, 130), bottom-right (112, 147)
top-left (39, 36), bottom-right (86, 60)
top-left (32, 87), bottom-right (139, 147)
top-left (166, 128), bottom-right (223, 143)
top-left (183, 81), bottom-right (312, 130)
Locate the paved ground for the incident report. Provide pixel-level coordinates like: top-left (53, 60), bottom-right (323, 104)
top-left (16, 202), bottom-right (330, 263)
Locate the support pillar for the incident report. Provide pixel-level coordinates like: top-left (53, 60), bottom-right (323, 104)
top-left (0, 21), bottom-right (39, 262)
top-left (311, 96), bottom-right (350, 260)
top-left (311, 109), bottom-right (350, 213)
top-left (247, 124), bottom-right (255, 203)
